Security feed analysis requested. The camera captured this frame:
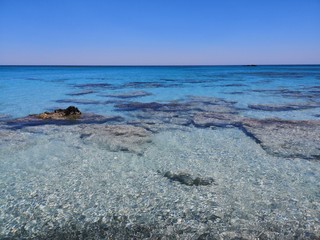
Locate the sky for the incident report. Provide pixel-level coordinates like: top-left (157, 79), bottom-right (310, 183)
top-left (0, 0), bottom-right (319, 65)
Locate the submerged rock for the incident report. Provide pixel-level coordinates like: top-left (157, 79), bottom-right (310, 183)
top-left (74, 83), bottom-right (113, 89)
top-left (81, 124), bottom-right (152, 154)
top-left (250, 88), bottom-right (320, 100)
top-left (132, 111), bottom-right (192, 127)
top-left (66, 90), bottom-right (96, 96)
top-left (115, 102), bottom-right (164, 111)
top-left (122, 81), bottom-right (180, 88)
top-left (162, 171), bottom-right (214, 186)
top-left (192, 112), bottom-right (242, 128)
top-left (242, 118), bottom-right (320, 160)
top-left (56, 99), bottom-right (103, 105)
top-left (112, 95), bottom-right (320, 160)
top-left (102, 91), bottom-right (152, 99)
top-left (186, 95), bottom-right (237, 106)
top-left (248, 102), bottom-right (320, 111)
top-left (218, 83), bottom-right (248, 87)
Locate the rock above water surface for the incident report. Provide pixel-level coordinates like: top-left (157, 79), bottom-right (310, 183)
top-left (35, 106), bottom-right (81, 120)
top-left (5, 106), bottom-right (123, 128)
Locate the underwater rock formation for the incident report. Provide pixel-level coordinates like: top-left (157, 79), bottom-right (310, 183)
top-left (56, 99), bottom-right (103, 105)
top-left (102, 91), bottom-right (152, 98)
top-left (80, 124), bottom-right (152, 154)
top-left (192, 112), bottom-right (242, 128)
top-left (66, 90), bottom-right (96, 96)
top-left (248, 102), bottom-right (320, 111)
top-left (242, 118), bottom-right (320, 160)
top-left (162, 171), bottom-right (214, 186)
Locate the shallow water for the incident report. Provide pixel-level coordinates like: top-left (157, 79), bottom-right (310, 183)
top-left (0, 66), bottom-right (320, 239)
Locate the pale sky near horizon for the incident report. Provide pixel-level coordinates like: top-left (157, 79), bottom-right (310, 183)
top-left (0, 0), bottom-right (319, 65)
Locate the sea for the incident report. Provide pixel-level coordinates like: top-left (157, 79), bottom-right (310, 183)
top-left (0, 65), bottom-right (319, 239)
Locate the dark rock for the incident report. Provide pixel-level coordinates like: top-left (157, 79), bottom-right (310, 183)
top-left (123, 81), bottom-right (181, 88)
top-left (115, 102), bottom-right (164, 111)
top-left (241, 71), bottom-right (304, 79)
top-left (224, 91), bottom-right (245, 95)
top-left (57, 106), bottom-right (81, 116)
top-left (250, 88), bottom-right (320, 100)
top-left (123, 81), bottom-right (163, 88)
top-left (74, 83), bottom-right (113, 89)
top-left (115, 97), bottom-right (236, 114)
top-left (56, 99), bottom-right (102, 105)
top-left (6, 110), bottom-right (123, 129)
top-left (35, 106), bottom-right (81, 120)
top-left (218, 83), bottom-right (247, 87)
top-left (163, 171), bottom-right (214, 186)
top-left (115, 101), bottom-right (192, 112)
top-left (102, 91), bottom-right (152, 99)
top-left (242, 118), bottom-right (320, 160)
top-left (248, 102), bottom-right (320, 111)
top-left (66, 90), bottom-right (96, 96)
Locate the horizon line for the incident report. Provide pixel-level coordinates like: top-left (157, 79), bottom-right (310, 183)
top-left (0, 64), bottom-right (319, 67)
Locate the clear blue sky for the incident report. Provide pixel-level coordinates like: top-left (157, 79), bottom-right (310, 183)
top-left (0, 0), bottom-right (319, 65)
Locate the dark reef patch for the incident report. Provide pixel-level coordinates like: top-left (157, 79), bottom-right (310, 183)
top-left (115, 102), bottom-right (164, 111)
top-left (250, 88), bottom-right (320, 100)
top-left (242, 118), bottom-right (320, 160)
top-left (162, 171), bottom-right (214, 186)
top-left (122, 81), bottom-right (181, 88)
top-left (218, 83), bottom-right (248, 87)
top-left (248, 102), bottom-right (320, 111)
top-left (56, 99), bottom-right (103, 105)
top-left (222, 91), bottom-right (245, 95)
top-left (73, 83), bottom-right (113, 89)
top-left (101, 91), bottom-right (152, 99)
top-left (66, 90), bottom-right (96, 96)
top-left (4, 94), bottom-right (320, 160)
top-left (109, 96), bottom-right (320, 160)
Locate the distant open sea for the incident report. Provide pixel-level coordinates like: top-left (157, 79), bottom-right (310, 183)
top-left (0, 65), bottom-right (319, 239)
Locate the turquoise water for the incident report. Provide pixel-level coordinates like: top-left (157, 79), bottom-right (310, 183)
top-left (1, 65), bottom-right (319, 119)
top-left (0, 66), bottom-right (320, 239)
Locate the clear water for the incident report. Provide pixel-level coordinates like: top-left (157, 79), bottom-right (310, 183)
top-left (1, 65), bottom-right (319, 119)
top-left (0, 66), bottom-right (320, 239)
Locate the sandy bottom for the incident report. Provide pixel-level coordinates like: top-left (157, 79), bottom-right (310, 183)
top-left (0, 125), bottom-right (319, 239)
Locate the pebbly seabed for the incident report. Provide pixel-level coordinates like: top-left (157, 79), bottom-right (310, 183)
top-left (0, 65), bottom-right (320, 239)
